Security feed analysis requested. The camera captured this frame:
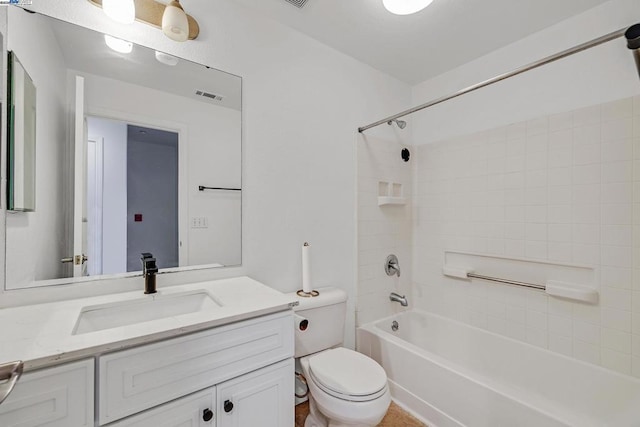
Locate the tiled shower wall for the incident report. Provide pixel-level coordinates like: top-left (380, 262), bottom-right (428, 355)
top-left (356, 134), bottom-right (413, 326)
top-left (413, 96), bottom-right (640, 377)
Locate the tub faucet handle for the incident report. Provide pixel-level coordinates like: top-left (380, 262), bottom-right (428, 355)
top-left (385, 254), bottom-right (401, 277)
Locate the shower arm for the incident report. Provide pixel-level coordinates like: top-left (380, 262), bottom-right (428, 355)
top-left (358, 24), bottom-right (638, 134)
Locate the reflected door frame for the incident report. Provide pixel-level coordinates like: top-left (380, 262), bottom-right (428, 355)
top-left (85, 136), bottom-right (104, 276)
top-left (85, 106), bottom-right (189, 268)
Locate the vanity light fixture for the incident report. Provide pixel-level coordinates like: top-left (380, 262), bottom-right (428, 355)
top-left (104, 34), bottom-right (133, 53)
top-left (102, 0), bottom-right (135, 24)
top-left (88, 0), bottom-right (199, 41)
top-left (383, 0), bottom-right (434, 15)
top-left (162, 0), bottom-right (189, 42)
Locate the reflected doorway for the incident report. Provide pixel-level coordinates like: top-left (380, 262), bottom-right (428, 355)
top-left (86, 117), bottom-right (179, 275)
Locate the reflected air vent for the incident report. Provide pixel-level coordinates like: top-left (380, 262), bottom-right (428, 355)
top-left (284, 0), bottom-right (309, 8)
top-left (195, 90), bottom-right (224, 101)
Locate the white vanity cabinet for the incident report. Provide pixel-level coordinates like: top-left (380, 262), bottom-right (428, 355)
top-left (0, 359), bottom-right (94, 427)
top-left (99, 311), bottom-right (294, 426)
top-left (110, 358), bottom-right (294, 427)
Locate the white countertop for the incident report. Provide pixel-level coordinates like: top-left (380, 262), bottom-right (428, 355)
top-left (0, 277), bottom-right (297, 371)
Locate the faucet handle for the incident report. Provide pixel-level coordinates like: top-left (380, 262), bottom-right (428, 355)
top-left (141, 253), bottom-right (158, 274)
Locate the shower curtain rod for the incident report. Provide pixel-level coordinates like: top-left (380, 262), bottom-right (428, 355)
top-left (358, 25), bottom-right (632, 133)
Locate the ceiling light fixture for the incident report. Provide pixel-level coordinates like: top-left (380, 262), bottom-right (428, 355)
top-left (89, 0), bottom-right (199, 41)
top-left (155, 50), bottom-right (180, 66)
top-left (162, 0), bottom-right (189, 42)
top-left (102, 0), bottom-right (135, 24)
top-left (383, 0), bottom-right (434, 15)
top-left (104, 34), bottom-right (133, 53)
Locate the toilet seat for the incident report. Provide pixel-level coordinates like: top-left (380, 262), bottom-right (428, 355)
top-left (307, 348), bottom-right (388, 402)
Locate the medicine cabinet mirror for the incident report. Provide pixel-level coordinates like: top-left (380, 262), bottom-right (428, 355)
top-left (7, 51), bottom-right (36, 212)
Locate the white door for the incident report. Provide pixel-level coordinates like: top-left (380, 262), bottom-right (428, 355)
top-left (217, 359), bottom-right (294, 427)
top-left (72, 75), bottom-right (88, 277)
top-left (86, 137), bottom-right (104, 276)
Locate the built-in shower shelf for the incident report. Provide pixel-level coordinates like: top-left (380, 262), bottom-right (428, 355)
top-left (378, 196), bottom-right (407, 206)
top-left (378, 181), bottom-right (406, 206)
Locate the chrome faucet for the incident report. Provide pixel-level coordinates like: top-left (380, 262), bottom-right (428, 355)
top-left (141, 252), bottom-right (158, 294)
top-left (389, 292), bottom-right (408, 307)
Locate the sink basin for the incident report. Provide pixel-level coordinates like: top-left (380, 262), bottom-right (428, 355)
top-left (72, 291), bottom-right (222, 335)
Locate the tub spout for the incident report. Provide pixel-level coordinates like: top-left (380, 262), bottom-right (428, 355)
top-left (390, 292), bottom-right (408, 307)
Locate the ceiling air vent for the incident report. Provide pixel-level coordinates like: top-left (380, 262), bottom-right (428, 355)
top-left (283, 0), bottom-right (309, 8)
top-left (195, 90), bottom-right (224, 101)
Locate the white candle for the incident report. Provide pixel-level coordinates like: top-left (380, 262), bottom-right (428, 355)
top-left (302, 242), bottom-right (312, 293)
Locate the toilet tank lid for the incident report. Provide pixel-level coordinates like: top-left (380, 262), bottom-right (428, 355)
top-left (287, 287), bottom-right (347, 311)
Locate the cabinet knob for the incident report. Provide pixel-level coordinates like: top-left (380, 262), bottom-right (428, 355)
top-left (203, 408), bottom-right (214, 422)
top-left (224, 400), bottom-right (234, 413)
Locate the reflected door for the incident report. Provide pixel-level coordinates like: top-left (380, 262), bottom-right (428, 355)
top-left (72, 75), bottom-right (88, 277)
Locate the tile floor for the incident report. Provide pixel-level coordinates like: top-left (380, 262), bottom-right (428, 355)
top-left (295, 401), bottom-right (426, 426)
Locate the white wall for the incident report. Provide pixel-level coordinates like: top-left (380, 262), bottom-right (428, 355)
top-left (0, 0), bottom-right (412, 347)
top-left (87, 116), bottom-right (127, 274)
top-left (5, 8), bottom-right (67, 286)
top-left (411, 0), bottom-right (640, 145)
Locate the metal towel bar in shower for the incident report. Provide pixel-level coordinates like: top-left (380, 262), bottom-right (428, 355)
top-left (466, 273), bottom-right (545, 290)
top-left (198, 186), bottom-right (241, 192)
top-left (442, 265), bottom-right (598, 303)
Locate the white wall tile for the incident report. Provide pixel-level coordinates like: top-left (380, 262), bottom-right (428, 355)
top-left (574, 340), bottom-right (601, 364)
top-left (601, 328), bottom-right (632, 354)
top-left (549, 334), bottom-right (573, 356)
top-left (601, 348), bottom-right (632, 375)
top-left (549, 314), bottom-right (572, 337)
top-left (398, 97), bottom-right (638, 377)
top-left (574, 320), bottom-right (601, 344)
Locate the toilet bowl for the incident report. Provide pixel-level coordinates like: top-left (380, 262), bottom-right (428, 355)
top-left (300, 348), bottom-right (391, 427)
top-left (288, 287), bottom-right (391, 427)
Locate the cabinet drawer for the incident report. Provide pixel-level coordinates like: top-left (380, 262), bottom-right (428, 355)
top-left (0, 359), bottom-right (94, 427)
top-left (111, 387), bottom-right (216, 427)
top-left (99, 311), bottom-right (293, 424)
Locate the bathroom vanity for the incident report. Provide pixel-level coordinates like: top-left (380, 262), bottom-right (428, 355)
top-left (0, 277), bottom-right (297, 426)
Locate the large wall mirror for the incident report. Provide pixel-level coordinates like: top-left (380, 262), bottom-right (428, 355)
top-left (3, 7), bottom-right (242, 290)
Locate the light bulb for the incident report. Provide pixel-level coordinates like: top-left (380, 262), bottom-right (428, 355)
top-left (383, 0), bottom-right (434, 15)
top-left (155, 51), bottom-right (179, 66)
top-left (103, 0), bottom-right (135, 24)
top-left (162, 0), bottom-right (189, 42)
top-left (104, 35), bottom-right (133, 54)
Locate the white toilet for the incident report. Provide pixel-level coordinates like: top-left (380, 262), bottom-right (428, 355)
top-left (290, 287), bottom-right (391, 427)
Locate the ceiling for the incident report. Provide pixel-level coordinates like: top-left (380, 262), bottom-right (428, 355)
top-left (40, 12), bottom-right (242, 111)
top-left (234, 0), bottom-right (612, 84)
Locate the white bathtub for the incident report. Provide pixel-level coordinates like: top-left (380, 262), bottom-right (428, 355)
top-left (358, 310), bottom-right (640, 427)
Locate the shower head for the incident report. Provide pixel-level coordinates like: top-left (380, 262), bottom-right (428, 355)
top-left (387, 119), bottom-right (407, 129)
top-left (625, 23), bottom-right (640, 79)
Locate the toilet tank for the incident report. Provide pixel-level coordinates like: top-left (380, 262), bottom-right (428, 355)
top-left (289, 287), bottom-right (347, 358)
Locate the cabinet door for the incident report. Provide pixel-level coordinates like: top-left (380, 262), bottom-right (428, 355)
top-left (217, 359), bottom-right (294, 427)
top-left (99, 311), bottom-right (293, 424)
top-left (111, 387), bottom-right (216, 427)
top-left (0, 359), bottom-right (94, 427)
